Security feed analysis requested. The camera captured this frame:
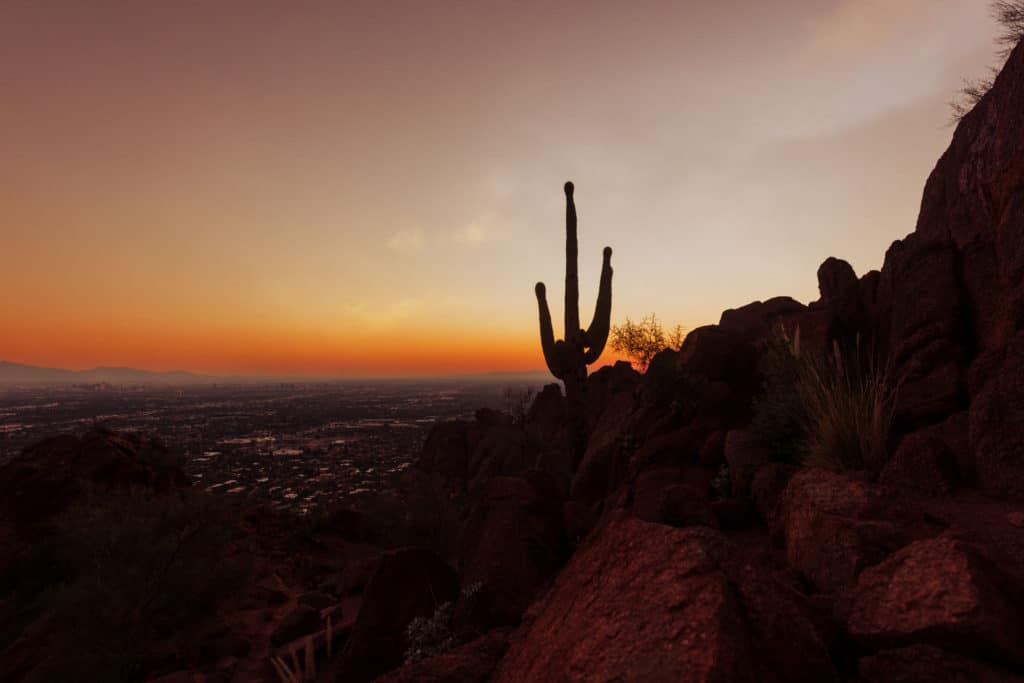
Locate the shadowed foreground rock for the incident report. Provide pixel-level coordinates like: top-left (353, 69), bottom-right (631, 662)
top-left (492, 518), bottom-right (837, 683)
top-left (844, 536), bottom-right (1024, 669)
top-left (375, 629), bottom-right (511, 683)
top-left (336, 548), bottom-right (459, 683)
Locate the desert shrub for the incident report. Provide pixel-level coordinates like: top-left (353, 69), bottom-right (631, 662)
top-left (403, 582), bottom-right (483, 665)
top-left (951, 0), bottom-right (1024, 121)
top-left (23, 486), bottom-right (250, 682)
top-left (611, 313), bottom-right (686, 370)
top-left (753, 329), bottom-right (898, 473)
top-left (751, 335), bottom-right (808, 464)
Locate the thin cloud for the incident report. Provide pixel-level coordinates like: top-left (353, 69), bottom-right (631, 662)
top-left (386, 228), bottom-right (426, 252)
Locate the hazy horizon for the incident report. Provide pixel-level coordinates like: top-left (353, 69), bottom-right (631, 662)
top-left (1, 1), bottom-right (1004, 376)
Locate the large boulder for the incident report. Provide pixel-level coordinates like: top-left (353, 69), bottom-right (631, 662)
top-left (337, 548), bottom-right (459, 683)
top-left (455, 476), bottom-right (566, 630)
top-left (631, 467), bottom-right (717, 529)
top-left (677, 325), bottom-right (758, 388)
top-left (718, 297), bottom-right (807, 342)
top-left (491, 519), bottom-right (837, 683)
top-left (777, 469), bottom-right (917, 592)
top-left (844, 536), bottom-right (1024, 669)
top-left (723, 429), bottom-right (771, 498)
top-left (878, 430), bottom-right (959, 496)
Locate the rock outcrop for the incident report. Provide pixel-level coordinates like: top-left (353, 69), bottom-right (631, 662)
top-left (492, 519), bottom-right (837, 682)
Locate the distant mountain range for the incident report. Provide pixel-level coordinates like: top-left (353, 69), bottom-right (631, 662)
top-left (0, 361), bottom-right (552, 386)
top-left (0, 361), bottom-right (221, 386)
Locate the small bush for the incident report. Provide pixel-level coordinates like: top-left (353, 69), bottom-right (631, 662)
top-left (403, 582), bottom-right (483, 665)
top-left (753, 329), bottom-right (898, 473)
top-left (611, 313), bottom-right (686, 370)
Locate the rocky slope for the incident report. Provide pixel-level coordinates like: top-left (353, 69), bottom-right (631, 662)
top-left (3, 38), bottom-right (1024, 683)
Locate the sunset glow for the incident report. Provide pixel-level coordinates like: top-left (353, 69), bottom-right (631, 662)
top-left (0, 2), bottom-right (1001, 376)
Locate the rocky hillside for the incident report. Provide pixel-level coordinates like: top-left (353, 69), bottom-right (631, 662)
top-left (367, 40), bottom-right (1024, 683)
top-left (3, 38), bottom-right (1024, 683)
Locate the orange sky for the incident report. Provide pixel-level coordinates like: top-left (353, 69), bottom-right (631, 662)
top-left (0, 1), bottom-right (1002, 377)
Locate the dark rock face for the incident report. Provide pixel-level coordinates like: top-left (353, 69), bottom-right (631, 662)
top-left (879, 431), bottom-right (959, 496)
top-left (858, 644), bottom-right (1024, 683)
top-left (456, 476), bottom-right (566, 630)
top-left (777, 469), bottom-right (915, 592)
top-left (631, 468), bottom-right (717, 529)
top-left (417, 420), bottom-right (471, 480)
top-left (338, 548), bottom-right (459, 683)
top-left (0, 430), bottom-right (188, 536)
top-left (678, 324), bottom-right (757, 386)
top-left (492, 519), bottom-right (837, 683)
top-left (970, 333), bottom-right (1024, 500)
top-left (914, 41), bottom-right (1024, 355)
top-left (845, 537), bottom-right (1024, 669)
top-left (569, 391), bottom-right (636, 505)
top-left (723, 429), bottom-right (771, 498)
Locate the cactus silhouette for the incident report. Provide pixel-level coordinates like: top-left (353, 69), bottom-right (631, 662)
top-left (535, 181), bottom-right (613, 460)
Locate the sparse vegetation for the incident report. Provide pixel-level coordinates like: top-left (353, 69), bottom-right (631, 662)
top-left (404, 582), bottom-right (483, 665)
top-left (951, 1), bottom-right (1024, 121)
top-left (610, 313), bottom-right (686, 371)
top-left (17, 486), bottom-right (249, 682)
top-left (753, 328), bottom-right (898, 473)
top-left (503, 386), bottom-right (536, 424)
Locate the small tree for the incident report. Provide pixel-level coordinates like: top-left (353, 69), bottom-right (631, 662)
top-left (610, 313), bottom-right (686, 371)
top-left (951, 0), bottom-right (1024, 121)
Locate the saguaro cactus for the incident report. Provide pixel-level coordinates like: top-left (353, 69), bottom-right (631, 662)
top-left (535, 181), bottom-right (613, 459)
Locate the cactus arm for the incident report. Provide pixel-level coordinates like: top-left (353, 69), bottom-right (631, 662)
top-left (536, 282), bottom-right (568, 379)
top-left (583, 246), bottom-right (613, 364)
top-left (564, 181), bottom-right (580, 340)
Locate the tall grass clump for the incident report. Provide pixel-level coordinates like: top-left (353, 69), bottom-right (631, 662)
top-left (753, 327), bottom-right (898, 473)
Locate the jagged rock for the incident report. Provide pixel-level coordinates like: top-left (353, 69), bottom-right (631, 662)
top-left (492, 519), bottom-right (837, 683)
top-left (845, 536), bottom-right (1024, 668)
top-left (678, 324), bottom-right (758, 385)
top-left (971, 333), bottom-right (1024, 501)
top-left (718, 297), bottom-right (806, 339)
top-left (817, 257), bottom-right (859, 303)
top-left (698, 429), bottom-right (726, 467)
top-left (375, 629), bottom-right (511, 683)
top-left (455, 476), bottom-right (565, 631)
top-left (750, 463), bottom-right (795, 527)
top-left (723, 429), bottom-right (771, 497)
top-left (777, 468), bottom-right (915, 592)
top-left (914, 41), bottom-right (1024, 354)
top-left (879, 431), bottom-right (958, 496)
top-left (632, 469), bottom-right (716, 529)
top-left (417, 420), bottom-right (470, 480)
top-left (337, 548), bottom-right (459, 683)
top-left (858, 644), bottom-right (1023, 683)
top-left (569, 392), bottom-right (635, 505)
top-left (877, 235), bottom-right (966, 425)
top-left (628, 426), bottom-right (706, 474)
